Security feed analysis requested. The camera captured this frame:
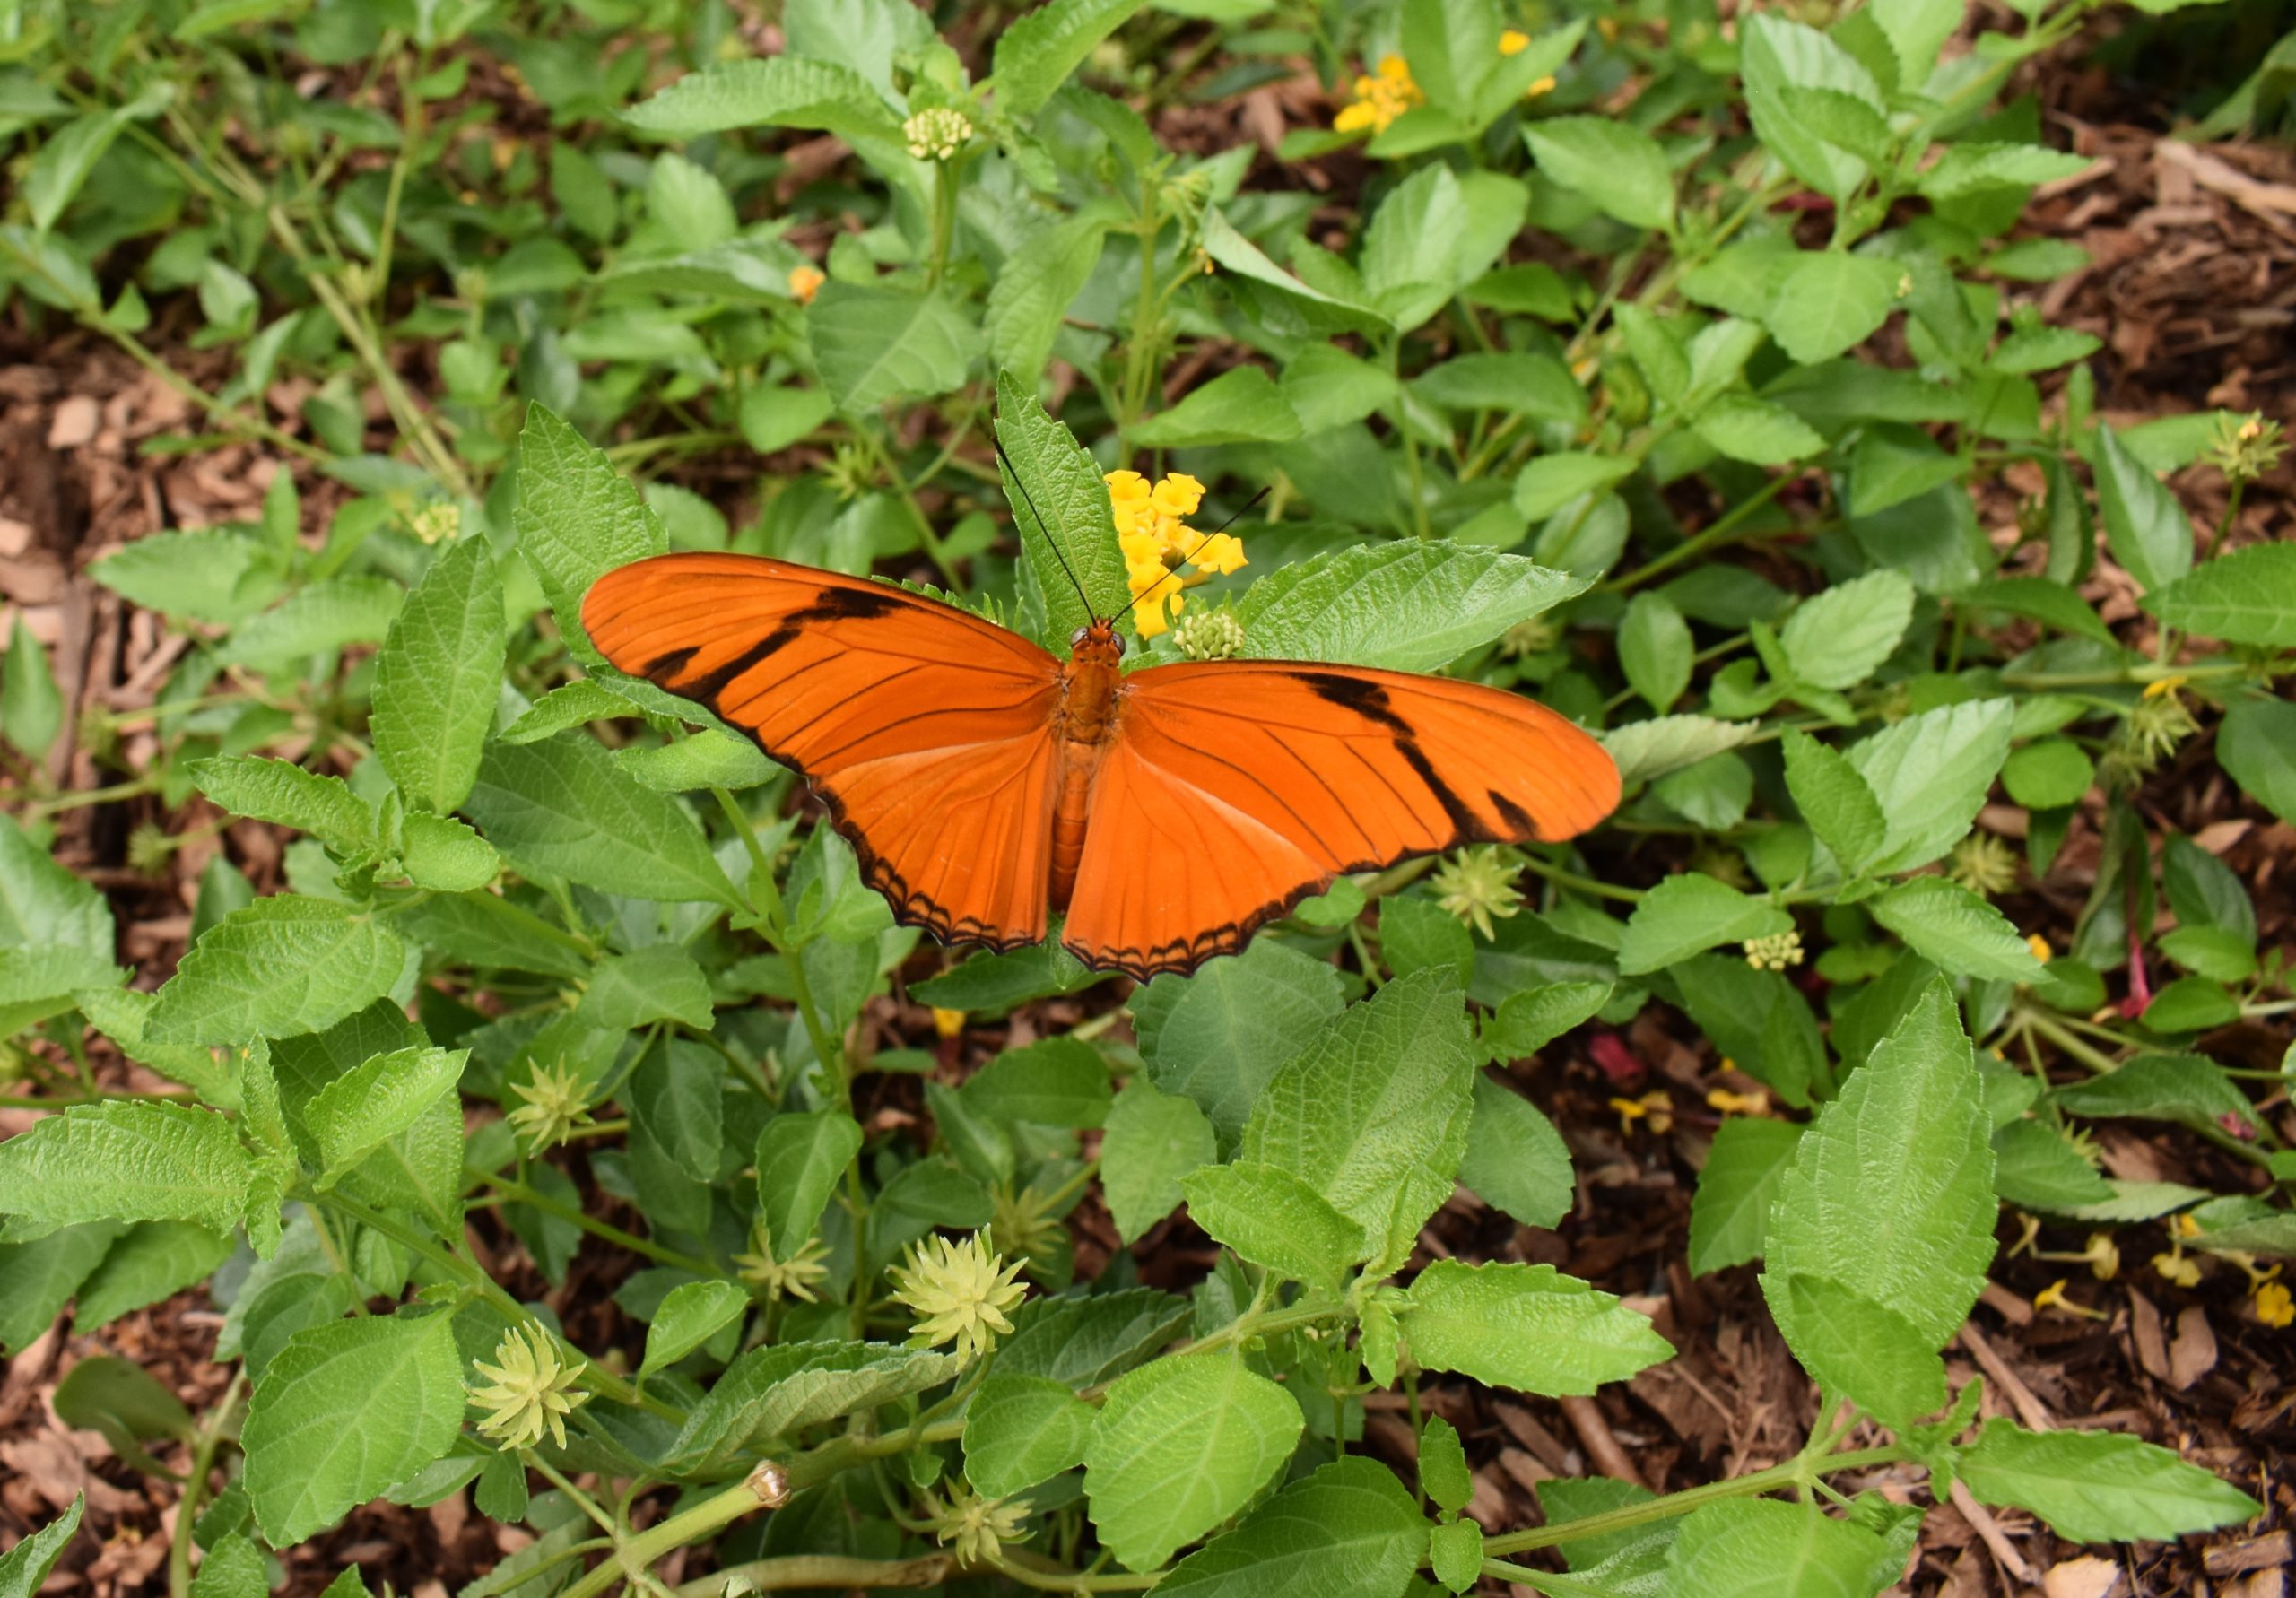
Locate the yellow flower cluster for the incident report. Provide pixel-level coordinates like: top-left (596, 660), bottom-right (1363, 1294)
top-left (1107, 469), bottom-right (1246, 639)
top-left (1334, 56), bottom-right (1422, 135)
top-left (788, 264), bottom-right (825, 305)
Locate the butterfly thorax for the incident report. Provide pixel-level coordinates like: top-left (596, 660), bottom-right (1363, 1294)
top-left (1048, 621), bottom-right (1127, 911)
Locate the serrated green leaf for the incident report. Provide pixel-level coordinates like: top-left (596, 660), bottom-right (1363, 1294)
top-left (1780, 729), bottom-right (1884, 873)
top-left (1458, 1073), bottom-right (1575, 1230)
top-left (1525, 116), bottom-right (1674, 230)
top-left (242, 1312), bottom-right (465, 1545)
top-left (1400, 1259), bottom-right (1673, 1395)
top-left (2092, 423), bottom-right (2193, 594)
top-left (1619, 593), bottom-right (1692, 713)
top-left (0, 1101), bottom-right (249, 1240)
top-left (995, 370), bottom-right (1130, 648)
top-left (74, 1220), bottom-right (234, 1331)
top-left (961, 1036), bottom-right (1111, 1128)
top-left (2220, 698), bottom-right (2296, 826)
top-left (578, 944), bottom-right (715, 1031)
top-left (639, 1280), bottom-right (750, 1376)
top-left (1617, 874), bottom-right (1792, 975)
top-left (1100, 1079), bottom-right (1215, 1245)
top-left (1180, 1160), bottom-right (1368, 1283)
top-left (1695, 394), bottom-right (1827, 464)
top-left (305, 1047), bottom-right (467, 1181)
top-left (396, 812), bottom-right (499, 892)
top-left (465, 733), bottom-right (737, 907)
top-left (1688, 1116), bottom-right (1804, 1274)
top-left (219, 577), bottom-right (403, 665)
top-left (1135, 940), bottom-right (1344, 1148)
top-left (1513, 453), bottom-right (1636, 519)
top-left (1132, 365), bottom-right (1302, 448)
top-left (1153, 1457), bottom-right (1426, 1598)
top-left (191, 757), bottom-right (373, 851)
top-left (1844, 699), bottom-right (2014, 873)
top-left (1083, 1355), bottom-right (1305, 1572)
top-left (669, 1342), bottom-right (961, 1472)
top-left (0, 1225), bottom-right (122, 1356)
top-left (371, 535), bottom-right (506, 814)
top-left (148, 898), bottom-right (408, 1046)
top-left (755, 1109), bottom-right (863, 1257)
top-left (1779, 570), bottom-right (1914, 690)
top-left (0, 1493), bottom-right (84, 1597)
top-left (964, 1373), bottom-right (1095, 1498)
top-left (622, 55), bottom-right (905, 152)
top-left (2143, 542), bottom-right (2296, 646)
top-left (1235, 542), bottom-right (1585, 675)
top-left (1, 616), bottom-right (62, 764)
top-left (1741, 13), bottom-right (1880, 199)
top-left (1603, 716), bottom-right (1761, 785)
top-left (1785, 1275), bottom-right (1946, 1429)
top-left (992, 0), bottom-right (1145, 117)
top-left (1868, 878), bottom-right (2042, 981)
top-left (1419, 1412), bottom-right (1474, 1512)
top-left (809, 283), bottom-right (981, 413)
top-left (1663, 1498), bottom-right (1895, 1597)
top-left (1958, 1419), bottom-right (2259, 1543)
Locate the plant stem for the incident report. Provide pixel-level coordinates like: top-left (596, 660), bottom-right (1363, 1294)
top-left (674, 1555), bottom-right (952, 1594)
top-left (168, 1371), bottom-right (246, 1598)
top-left (1481, 1446), bottom-right (1908, 1557)
top-left (1600, 471), bottom-right (1797, 595)
top-left (477, 1171), bottom-right (717, 1275)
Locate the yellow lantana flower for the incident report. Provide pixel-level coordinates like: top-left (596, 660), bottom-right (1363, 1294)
top-left (1106, 468), bottom-right (1246, 639)
top-left (2255, 1279), bottom-right (2293, 1329)
top-left (1334, 55), bottom-right (1422, 136)
top-left (788, 264), bottom-right (825, 305)
top-left (1499, 29), bottom-right (1530, 54)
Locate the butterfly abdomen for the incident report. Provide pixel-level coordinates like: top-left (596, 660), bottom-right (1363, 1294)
top-left (1047, 651), bottom-right (1125, 911)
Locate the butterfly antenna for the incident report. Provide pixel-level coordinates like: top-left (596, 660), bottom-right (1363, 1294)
top-left (994, 436), bottom-right (1098, 622)
top-left (1120, 485), bottom-right (1271, 623)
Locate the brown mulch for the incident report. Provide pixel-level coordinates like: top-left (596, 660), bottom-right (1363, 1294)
top-left (5, 30), bottom-right (2296, 1598)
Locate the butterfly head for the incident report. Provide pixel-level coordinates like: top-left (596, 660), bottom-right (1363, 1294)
top-left (1069, 619), bottom-right (1125, 667)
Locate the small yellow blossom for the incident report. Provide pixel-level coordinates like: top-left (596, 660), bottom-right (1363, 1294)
top-left (788, 264), bottom-right (825, 305)
top-left (1431, 846), bottom-right (1524, 940)
top-left (1173, 608), bottom-right (1247, 661)
top-left (2034, 1280), bottom-right (2108, 1321)
top-left (1610, 1090), bottom-right (1673, 1136)
top-left (925, 1484), bottom-right (1031, 1568)
top-left (2027, 934), bottom-right (2054, 965)
top-left (469, 1322), bottom-right (589, 1452)
top-left (2254, 1279), bottom-right (2293, 1329)
top-left (2142, 674), bottom-right (2189, 700)
top-left (1334, 55), bottom-right (1422, 136)
top-left (1707, 1087), bottom-right (1770, 1116)
top-left (2082, 1231), bottom-right (2120, 1281)
top-left (411, 501), bottom-right (462, 546)
top-left (2172, 1212), bottom-right (2203, 1239)
top-left (507, 1056), bottom-right (596, 1155)
top-left (890, 1231), bottom-right (1027, 1363)
top-left (1526, 74), bottom-right (1557, 96)
top-left (903, 106), bottom-right (974, 161)
top-left (933, 1006), bottom-right (966, 1038)
top-left (2152, 1249), bottom-right (2201, 1289)
top-left (1499, 29), bottom-right (1530, 54)
top-left (733, 1224), bottom-right (831, 1303)
top-left (1744, 929), bottom-right (1803, 972)
top-left (2204, 411), bottom-right (2284, 483)
top-left (1107, 468), bottom-right (1247, 639)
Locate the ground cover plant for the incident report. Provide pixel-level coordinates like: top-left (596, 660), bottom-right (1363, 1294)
top-left (0, 0), bottom-right (2291, 1593)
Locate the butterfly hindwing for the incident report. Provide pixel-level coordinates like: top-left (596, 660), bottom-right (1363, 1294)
top-left (1060, 662), bottom-right (1621, 977)
top-left (583, 552), bottom-right (1065, 951)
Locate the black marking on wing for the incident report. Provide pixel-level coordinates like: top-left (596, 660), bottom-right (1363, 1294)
top-left (644, 646), bottom-right (700, 680)
top-left (678, 629), bottom-right (800, 699)
top-left (1299, 671), bottom-right (1413, 733)
top-left (1488, 788), bottom-right (1537, 837)
top-left (1397, 740), bottom-right (1487, 841)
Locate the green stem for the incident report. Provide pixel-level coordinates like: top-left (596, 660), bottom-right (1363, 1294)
top-left (478, 1172), bottom-right (716, 1275)
top-left (1521, 855), bottom-right (1645, 904)
top-left (168, 1371), bottom-right (246, 1598)
top-left (1482, 1447), bottom-right (1908, 1557)
top-left (1599, 471), bottom-right (1797, 595)
top-left (674, 1555), bottom-right (953, 1595)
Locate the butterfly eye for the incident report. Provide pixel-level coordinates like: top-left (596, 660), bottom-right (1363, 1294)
top-left (1109, 631), bottom-right (1126, 658)
top-left (1069, 625), bottom-right (1091, 650)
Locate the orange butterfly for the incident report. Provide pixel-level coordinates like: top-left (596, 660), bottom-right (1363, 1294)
top-left (582, 548), bottom-right (1618, 980)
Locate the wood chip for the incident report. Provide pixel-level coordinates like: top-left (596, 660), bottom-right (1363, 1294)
top-left (1557, 1394), bottom-right (1642, 1489)
top-left (2168, 1304), bottom-right (2218, 1390)
top-left (2043, 1554), bottom-right (2127, 1598)
top-left (2204, 1530), bottom-right (2293, 1576)
top-left (2128, 1286), bottom-right (2171, 1381)
top-left (1958, 1322), bottom-right (2057, 1434)
top-left (1950, 1478), bottom-right (2034, 1584)
top-left (46, 395), bottom-right (100, 450)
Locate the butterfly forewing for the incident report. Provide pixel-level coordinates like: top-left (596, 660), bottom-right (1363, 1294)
top-left (1058, 662), bottom-right (1621, 977)
top-left (582, 553), bottom-right (1065, 952)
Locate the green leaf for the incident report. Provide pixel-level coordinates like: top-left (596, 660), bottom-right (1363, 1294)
top-left (2051, 1053), bottom-right (2260, 1142)
top-left (465, 733), bottom-right (737, 907)
top-left (1524, 116), bottom-right (1674, 230)
top-left (305, 1046), bottom-right (467, 1183)
top-left (396, 812), bottom-right (500, 892)
top-left (1762, 982), bottom-right (1995, 1356)
top-left (1785, 1275), bottom-right (1946, 1429)
top-left (90, 528), bottom-right (284, 627)
top-left (995, 370), bottom-right (1130, 648)
top-left (0, 1225), bottom-right (121, 1355)
top-left (1848, 424), bottom-right (1961, 517)
top-left (1919, 142), bottom-right (2092, 198)
top-left (1619, 594), bottom-right (1692, 713)
top-left (74, 1220), bottom-right (234, 1331)
top-left (622, 55), bottom-right (905, 151)
top-left (2220, 698), bottom-right (2296, 825)
top-left (1871, 0), bottom-right (1963, 81)
top-left (1400, 1260), bottom-right (1673, 1395)
top-left (500, 680), bottom-right (644, 745)
top-left (962, 1036), bottom-right (1112, 1128)
top-left (1663, 1498), bottom-right (1894, 1597)
top-left (1083, 1354), bottom-right (1305, 1572)
top-left (1132, 365), bottom-right (1302, 448)
top-left (1604, 716), bottom-right (1761, 785)
top-left (1235, 542), bottom-right (1585, 675)
top-left (1135, 940), bottom-right (1344, 1148)
top-left (992, 0), bottom-right (1145, 117)
top-left (1869, 879), bottom-right (2043, 981)
top-left (188, 1534), bottom-right (265, 1598)
top-left (1617, 875), bottom-right (1792, 976)
top-left (669, 1342), bottom-right (961, 1472)
top-left (639, 1280), bottom-right (751, 1376)
top-left (809, 283), bottom-right (981, 413)
top-left (1154, 1457), bottom-right (1427, 1598)
top-left (910, 936), bottom-right (1105, 1011)
top-left (0, 814), bottom-right (112, 956)
top-left (1379, 895), bottom-right (1473, 988)
top-left (1239, 968), bottom-right (1476, 1271)
top-left (1991, 1119), bottom-right (2116, 1212)
top-left (1, 616), bottom-right (62, 762)
top-left (2002, 740), bottom-right (2094, 809)
top-left (964, 1373), bottom-right (1096, 1498)
top-left (241, 1312), bottom-right (465, 1546)
top-left (1429, 1516), bottom-right (1483, 1593)
top-left (1420, 1412), bottom-right (1474, 1512)
top-left (755, 1109), bottom-right (863, 1256)
top-left (1958, 1419), bottom-right (2259, 1543)
top-left (2143, 542), bottom-right (2296, 646)
top-left (219, 577), bottom-right (402, 665)
top-left (1458, 1073), bottom-right (1574, 1231)
top-left (1411, 352), bottom-right (1587, 425)
top-left (1845, 699), bottom-right (2014, 873)
top-left (1688, 1116), bottom-right (1804, 1274)
top-left (1361, 165), bottom-right (1469, 330)
top-left (371, 535), bottom-right (506, 814)
top-left (985, 216), bottom-right (1107, 388)
top-left (1100, 1079), bottom-right (1216, 1245)
top-left (1694, 395), bottom-right (1826, 465)
top-left (1780, 730), bottom-right (1884, 873)
top-left (0, 945), bottom-right (125, 1038)
top-left (1779, 570), bottom-right (1914, 690)
top-left (1741, 13), bottom-right (1881, 199)
top-left (190, 757), bottom-right (374, 852)
top-left (514, 406), bottom-right (669, 656)
top-left (1763, 253), bottom-right (1901, 365)
top-left (1513, 453), bottom-right (1636, 519)
top-left (1483, 981), bottom-right (1611, 1064)
top-left (2092, 423), bottom-right (2193, 594)
top-left (998, 1289), bottom-right (1191, 1387)
top-left (578, 945), bottom-right (715, 1031)
top-left (147, 898), bottom-right (409, 1046)
top-left (1180, 1160), bottom-right (1368, 1283)
top-left (0, 1494), bottom-right (83, 1597)
top-left (1202, 209), bottom-right (1387, 338)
